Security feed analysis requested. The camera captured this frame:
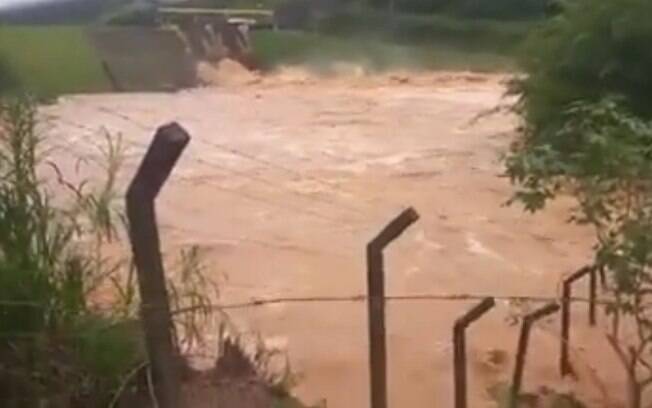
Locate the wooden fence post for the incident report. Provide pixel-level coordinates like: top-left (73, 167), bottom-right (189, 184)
top-left (102, 60), bottom-right (122, 92)
top-left (589, 267), bottom-right (597, 326)
top-left (126, 122), bottom-right (190, 408)
top-left (453, 297), bottom-right (495, 408)
top-left (560, 267), bottom-right (592, 377)
top-left (367, 207), bottom-right (419, 408)
top-left (598, 265), bottom-right (607, 290)
top-left (511, 302), bottom-right (560, 408)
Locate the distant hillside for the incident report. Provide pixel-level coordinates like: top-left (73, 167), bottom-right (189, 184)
top-left (0, 0), bottom-right (130, 24)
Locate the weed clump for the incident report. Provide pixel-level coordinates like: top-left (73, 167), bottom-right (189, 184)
top-left (0, 98), bottom-right (146, 407)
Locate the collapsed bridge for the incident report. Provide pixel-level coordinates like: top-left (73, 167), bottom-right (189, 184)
top-left (157, 7), bottom-right (276, 71)
top-left (89, 7), bottom-right (275, 92)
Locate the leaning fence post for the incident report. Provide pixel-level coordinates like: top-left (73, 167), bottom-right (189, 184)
top-left (589, 266), bottom-right (597, 327)
top-left (126, 122), bottom-right (190, 408)
top-left (102, 60), bottom-right (122, 92)
top-left (367, 207), bottom-right (419, 408)
top-left (598, 265), bottom-right (607, 290)
top-left (511, 302), bottom-right (560, 408)
top-left (560, 267), bottom-right (592, 377)
top-left (453, 297), bottom-right (495, 408)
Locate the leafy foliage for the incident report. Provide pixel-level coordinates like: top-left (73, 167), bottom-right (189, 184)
top-left (513, 0), bottom-right (652, 131)
top-left (506, 0), bottom-right (652, 406)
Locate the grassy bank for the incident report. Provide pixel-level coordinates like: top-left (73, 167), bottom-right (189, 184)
top-left (0, 26), bottom-right (109, 98)
top-left (252, 11), bottom-right (534, 72)
top-left (251, 30), bottom-right (516, 72)
top-left (319, 10), bottom-right (533, 51)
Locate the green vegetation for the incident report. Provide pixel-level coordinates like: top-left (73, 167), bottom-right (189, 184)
top-left (0, 26), bottom-right (109, 98)
top-left (450, 0), bottom-right (548, 19)
top-left (513, 0), bottom-right (652, 132)
top-left (380, 0), bottom-right (548, 18)
top-left (175, 0), bottom-right (547, 20)
top-left (0, 97), bottom-right (309, 406)
top-left (506, 0), bottom-right (652, 406)
top-left (319, 9), bottom-right (532, 50)
top-left (251, 30), bottom-right (515, 72)
top-left (251, 10), bottom-right (533, 72)
top-left (0, 0), bottom-right (129, 24)
top-left (0, 8), bottom-right (534, 96)
top-left (0, 98), bottom-right (143, 406)
top-left (101, 2), bottom-right (157, 26)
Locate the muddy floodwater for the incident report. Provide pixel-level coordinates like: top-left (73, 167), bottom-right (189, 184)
top-left (42, 69), bottom-right (623, 407)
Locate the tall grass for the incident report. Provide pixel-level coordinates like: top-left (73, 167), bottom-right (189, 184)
top-left (0, 98), bottom-right (230, 406)
top-left (0, 26), bottom-right (109, 99)
top-left (0, 98), bottom-right (144, 406)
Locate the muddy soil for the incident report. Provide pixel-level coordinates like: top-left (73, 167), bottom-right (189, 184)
top-left (42, 69), bottom-right (624, 408)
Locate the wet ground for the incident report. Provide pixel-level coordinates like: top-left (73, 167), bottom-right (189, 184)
top-left (42, 69), bottom-right (623, 407)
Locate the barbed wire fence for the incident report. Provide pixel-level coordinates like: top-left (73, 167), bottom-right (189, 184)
top-left (7, 113), bottom-right (611, 408)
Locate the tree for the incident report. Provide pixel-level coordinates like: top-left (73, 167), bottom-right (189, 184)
top-left (506, 0), bottom-right (652, 407)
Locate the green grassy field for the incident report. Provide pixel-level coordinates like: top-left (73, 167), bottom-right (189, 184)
top-left (0, 26), bottom-right (109, 98)
top-left (251, 30), bottom-right (516, 72)
top-left (252, 10), bottom-right (533, 72)
top-left (318, 9), bottom-right (533, 49)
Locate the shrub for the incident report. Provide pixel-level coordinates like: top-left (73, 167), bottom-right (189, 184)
top-left (513, 0), bottom-right (652, 131)
top-left (506, 0), bottom-right (652, 406)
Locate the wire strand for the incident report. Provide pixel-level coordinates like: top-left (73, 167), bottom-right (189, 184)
top-left (0, 292), bottom-right (606, 311)
top-left (160, 292), bottom-right (609, 315)
top-left (157, 221), bottom-right (356, 259)
top-left (172, 175), bottom-right (365, 227)
top-left (89, 105), bottom-right (405, 219)
top-left (184, 156), bottom-right (371, 224)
